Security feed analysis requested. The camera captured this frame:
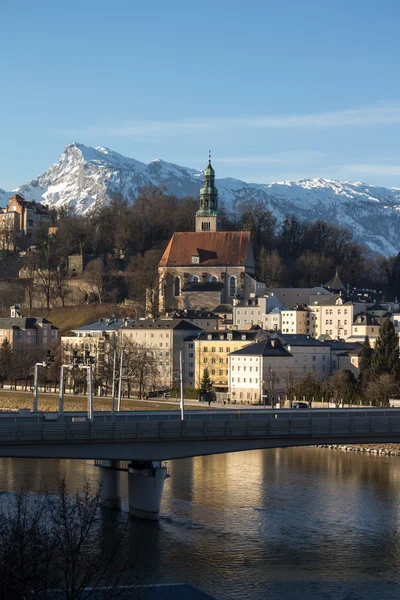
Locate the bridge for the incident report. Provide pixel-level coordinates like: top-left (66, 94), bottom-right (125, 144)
top-left (1, 408), bottom-right (399, 519)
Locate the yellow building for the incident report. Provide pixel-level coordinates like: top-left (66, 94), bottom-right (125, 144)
top-left (194, 329), bottom-right (266, 391)
top-left (346, 313), bottom-right (381, 347)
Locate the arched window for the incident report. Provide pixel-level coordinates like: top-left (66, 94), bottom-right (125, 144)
top-left (174, 276), bottom-right (181, 297)
top-left (229, 276), bottom-right (237, 297)
top-left (192, 276), bottom-right (199, 283)
top-left (209, 275), bottom-right (218, 282)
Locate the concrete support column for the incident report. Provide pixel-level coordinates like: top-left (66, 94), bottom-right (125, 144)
top-left (128, 460), bottom-right (167, 520)
top-left (99, 460), bottom-right (121, 509)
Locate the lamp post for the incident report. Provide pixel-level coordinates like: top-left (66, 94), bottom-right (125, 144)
top-left (33, 361), bottom-right (46, 413)
top-left (32, 350), bottom-right (55, 413)
top-left (180, 349), bottom-right (184, 421)
top-left (117, 349), bottom-right (124, 412)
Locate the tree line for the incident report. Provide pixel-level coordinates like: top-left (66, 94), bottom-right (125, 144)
top-left (2, 187), bottom-right (400, 313)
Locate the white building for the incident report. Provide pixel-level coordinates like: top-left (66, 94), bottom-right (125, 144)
top-left (281, 305), bottom-right (311, 335)
top-left (229, 334), bottom-right (331, 404)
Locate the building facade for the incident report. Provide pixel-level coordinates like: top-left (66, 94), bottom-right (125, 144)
top-left (120, 319), bottom-right (202, 390)
top-left (0, 305), bottom-right (58, 349)
top-left (0, 194), bottom-right (51, 245)
top-left (194, 329), bottom-right (267, 391)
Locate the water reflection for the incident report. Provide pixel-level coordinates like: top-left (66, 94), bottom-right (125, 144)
top-left (1, 448), bottom-right (400, 599)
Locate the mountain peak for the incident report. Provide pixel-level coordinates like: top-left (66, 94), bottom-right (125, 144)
top-left (1, 144), bottom-right (400, 256)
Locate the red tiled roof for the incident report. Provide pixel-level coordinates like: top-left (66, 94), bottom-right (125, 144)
top-left (159, 231), bottom-right (251, 267)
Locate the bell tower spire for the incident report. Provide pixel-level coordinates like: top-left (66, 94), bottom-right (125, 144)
top-left (195, 153), bottom-right (219, 232)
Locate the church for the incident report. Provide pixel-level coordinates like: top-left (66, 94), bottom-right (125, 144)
top-left (158, 157), bottom-right (258, 313)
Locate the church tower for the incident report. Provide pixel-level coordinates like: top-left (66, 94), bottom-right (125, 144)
top-left (195, 153), bottom-right (219, 232)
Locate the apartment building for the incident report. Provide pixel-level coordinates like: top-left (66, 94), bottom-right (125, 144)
top-left (263, 307), bottom-right (282, 331)
top-left (229, 334), bottom-right (331, 404)
top-left (0, 194), bottom-right (51, 244)
top-left (281, 305), bottom-right (311, 335)
top-left (346, 313), bottom-right (381, 347)
top-left (0, 305), bottom-right (58, 349)
top-left (233, 294), bottom-right (281, 329)
top-left (61, 317), bottom-right (136, 371)
top-left (308, 294), bottom-right (367, 340)
top-left (277, 333), bottom-right (331, 378)
top-left (120, 319), bottom-right (202, 389)
top-left (229, 338), bottom-right (292, 403)
top-left (194, 329), bottom-right (267, 391)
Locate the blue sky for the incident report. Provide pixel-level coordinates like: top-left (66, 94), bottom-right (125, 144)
top-left (1, 0), bottom-right (400, 189)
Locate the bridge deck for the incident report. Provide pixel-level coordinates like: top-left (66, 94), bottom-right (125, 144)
top-left (0, 409), bottom-right (399, 461)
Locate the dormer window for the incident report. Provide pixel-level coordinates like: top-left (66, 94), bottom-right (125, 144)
top-left (207, 334), bottom-right (212, 340)
top-left (241, 335), bottom-right (246, 341)
top-left (227, 333), bottom-right (233, 341)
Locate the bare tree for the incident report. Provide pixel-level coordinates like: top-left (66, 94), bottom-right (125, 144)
top-left (123, 340), bottom-right (159, 398)
top-left (258, 248), bottom-right (285, 287)
top-left (52, 266), bottom-right (70, 307)
top-left (84, 258), bottom-right (110, 304)
top-left (0, 479), bottom-right (149, 600)
top-left (324, 370), bottom-right (355, 408)
top-left (366, 373), bottom-right (398, 407)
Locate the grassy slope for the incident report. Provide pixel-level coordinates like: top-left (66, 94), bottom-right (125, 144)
top-left (0, 390), bottom-right (210, 412)
top-left (33, 304), bottom-right (133, 335)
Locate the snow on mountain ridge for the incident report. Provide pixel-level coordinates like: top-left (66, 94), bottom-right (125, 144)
top-left (1, 143), bottom-right (400, 256)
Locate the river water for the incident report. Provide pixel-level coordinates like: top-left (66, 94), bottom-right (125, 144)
top-left (1, 448), bottom-right (400, 599)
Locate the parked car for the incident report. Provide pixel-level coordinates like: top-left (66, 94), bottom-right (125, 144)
top-left (292, 401), bottom-right (309, 409)
top-left (162, 392), bottom-right (171, 399)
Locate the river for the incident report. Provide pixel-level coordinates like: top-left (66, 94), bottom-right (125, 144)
top-left (1, 448), bottom-right (400, 599)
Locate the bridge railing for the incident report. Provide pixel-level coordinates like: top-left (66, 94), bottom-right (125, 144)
top-left (1, 414), bottom-right (400, 444)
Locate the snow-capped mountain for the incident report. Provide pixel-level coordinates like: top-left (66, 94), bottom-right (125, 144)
top-left (1, 142), bottom-right (400, 256)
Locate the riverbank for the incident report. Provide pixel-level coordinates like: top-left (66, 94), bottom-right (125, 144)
top-left (319, 443), bottom-right (400, 456)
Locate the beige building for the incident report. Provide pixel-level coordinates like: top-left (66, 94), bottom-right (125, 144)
top-left (308, 294), bottom-right (367, 340)
top-left (346, 313), bottom-right (381, 347)
top-left (0, 305), bottom-right (58, 349)
top-left (194, 329), bottom-right (267, 391)
top-left (0, 194), bottom-right (51, 245)
top-left (120, 319), bottom-right (202, 390)
top-left (281, 305), bottom-right (310, 334)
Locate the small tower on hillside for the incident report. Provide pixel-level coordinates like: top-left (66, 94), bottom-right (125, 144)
top-left (195, 152), bottom-right (219, 232)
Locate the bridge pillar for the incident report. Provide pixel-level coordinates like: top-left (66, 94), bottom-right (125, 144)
top-left (98, 460), bottom-right (121, 509)
top-left (128, 460), bottom-right (167, 520)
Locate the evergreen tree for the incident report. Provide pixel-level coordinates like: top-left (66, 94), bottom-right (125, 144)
top-left (200, 368), bottom-right (213, 394)
top-left (0, 339), bottom-right (13, 383)
top-left (359, 335), bottom-right (373, 385)
top-left (371, 318), bottom-right (400, 379)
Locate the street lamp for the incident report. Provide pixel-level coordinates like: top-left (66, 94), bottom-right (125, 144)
top-left (32, 350), bottom-right (54, 412)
